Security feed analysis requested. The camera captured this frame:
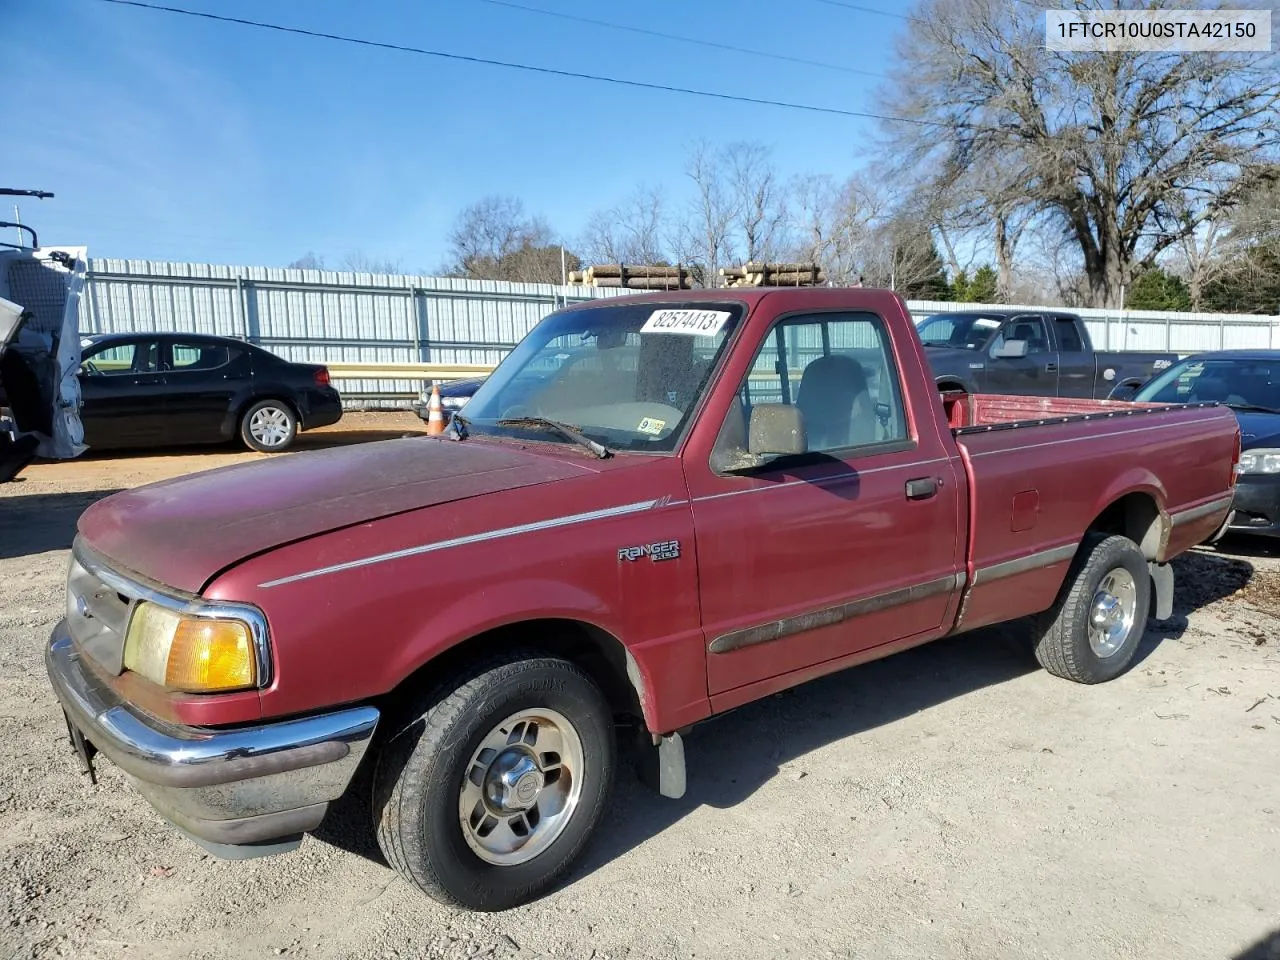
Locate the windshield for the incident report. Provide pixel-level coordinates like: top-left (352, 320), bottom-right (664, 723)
top-left (916, 313), bottom-right (1006, 350)
top-left (1135, 357), bottom-right (1280, 412)
top-left (461, 301), bottom-right (743, 452)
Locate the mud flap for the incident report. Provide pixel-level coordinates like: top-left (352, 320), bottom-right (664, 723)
top-left (1149, 561), bottom-right (1174, 621)
top-left (635, 731), bottom-right (686, 799)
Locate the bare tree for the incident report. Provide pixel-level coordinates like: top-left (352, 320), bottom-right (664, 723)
top-left (579, 185), bottom-right (671, 266)
top-left (682, 140), bottom-right (738, 285)
top-left (785, 172), bottom-right (887, 284)
top-left (286, 252), bottom-right (326, 271)
top-left (340, 251), bottom-right (405, 274)
top-left (725, 141), bottom-right (787, 263)
top-left (881, 0), bottom-right (1280, 308)
top-left (446, 195), bottom-right (573, 284)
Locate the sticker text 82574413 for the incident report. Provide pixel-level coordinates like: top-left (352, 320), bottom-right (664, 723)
top-left (639, 309), bottom-right (730, 337)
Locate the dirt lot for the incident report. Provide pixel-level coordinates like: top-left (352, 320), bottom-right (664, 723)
top-left (2, 413), bottom-right (1279, 960)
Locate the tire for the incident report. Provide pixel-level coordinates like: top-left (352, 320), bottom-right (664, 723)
top-left (239, 399), bottom-right (297, 452)
top-left (373, 654), bottom-right (615, 911)
top-left (1031, 534), bottom-right (1151, 684)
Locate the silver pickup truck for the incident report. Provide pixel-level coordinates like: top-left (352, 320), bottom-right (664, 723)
top-left (0, 197), bottom-right (87, 481)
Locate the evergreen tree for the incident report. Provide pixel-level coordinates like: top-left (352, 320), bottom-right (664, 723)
top-left (1126, 268), bottom-right (1191, 311)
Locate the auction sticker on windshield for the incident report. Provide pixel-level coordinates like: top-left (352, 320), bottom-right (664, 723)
top-left (641, 309), bottom-right (731, 336)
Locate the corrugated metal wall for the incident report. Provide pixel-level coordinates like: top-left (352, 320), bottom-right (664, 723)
top-left (81, 260), bottom-right (1280, 403)
top-left (82, 260), bottom-right (637, 401)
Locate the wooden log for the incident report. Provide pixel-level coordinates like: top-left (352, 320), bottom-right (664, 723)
top-left (755, 262), bottom-right (818, 274)
top-left (585, 264), bottom-right (623, 279)
top-left (767, 271), bottom-right (826, 283)
top-left (621, 267), bottom-right (687, 279)
top-left (624, 280), bottom-right (693, 290)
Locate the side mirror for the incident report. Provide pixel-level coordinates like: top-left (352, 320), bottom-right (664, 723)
top-left (710, 403), bottom-right (808, 474)
top-left (1107, 382), bottom-right (1140, 402)
top-left (749, 403), bottom-right (807, 457)
top-left (992, 339), bottom-right (1028, 359)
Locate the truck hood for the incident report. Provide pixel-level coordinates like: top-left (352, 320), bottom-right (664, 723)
top-left (77, 437), bottom-right (594, 593)
top-left (921, 343), bottom-right (986, 375)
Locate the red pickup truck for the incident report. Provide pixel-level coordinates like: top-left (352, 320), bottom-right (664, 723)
top-left (46, 288), bottom-right (1239, 911)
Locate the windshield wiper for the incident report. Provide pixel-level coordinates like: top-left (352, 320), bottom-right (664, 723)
top-left (1223, 402), bottom-right (1280, 415)
top-left (496, 417), bottom-right (611, 459)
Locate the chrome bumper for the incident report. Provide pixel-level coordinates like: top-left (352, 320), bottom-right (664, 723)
top-left (45, 624), bottom-right (379, 856)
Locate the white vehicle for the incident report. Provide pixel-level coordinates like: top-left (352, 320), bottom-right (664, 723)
top-left (0, 189), bottom-right (86, 481)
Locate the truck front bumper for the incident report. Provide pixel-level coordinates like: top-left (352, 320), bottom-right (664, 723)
top-left (45, 626), bottom-right (379, 857)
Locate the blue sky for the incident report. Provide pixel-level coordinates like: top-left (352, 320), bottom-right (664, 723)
top-left (7, 0), bottom-right (907, 270)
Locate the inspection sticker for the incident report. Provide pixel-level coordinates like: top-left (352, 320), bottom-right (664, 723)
top-left (640, 309), bottom-right (730, 337)
top-left (637, 417), bottom-right (667, 436)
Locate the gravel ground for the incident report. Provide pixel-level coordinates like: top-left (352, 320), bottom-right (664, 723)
top-left (2, 415), bottom-right (1279, 960)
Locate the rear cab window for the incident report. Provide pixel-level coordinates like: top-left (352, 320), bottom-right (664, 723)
top-left (1055, 317), bottom-right (1085, 352)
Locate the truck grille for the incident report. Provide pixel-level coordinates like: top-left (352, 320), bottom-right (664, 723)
top-left (66, 551), bottom-right (135, 676)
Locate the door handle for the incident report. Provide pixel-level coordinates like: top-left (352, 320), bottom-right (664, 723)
top-left (1045, 362), bottom-right (1059, 372)
top-left (905, 477), bottom-right (938, 500)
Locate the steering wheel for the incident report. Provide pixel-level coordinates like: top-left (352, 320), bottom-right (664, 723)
top-left (81, 359), bottom-right (101, 376)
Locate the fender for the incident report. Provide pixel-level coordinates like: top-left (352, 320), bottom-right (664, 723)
top-left (389, 577), bottom-right (704, 735)
top-left (1087, 469), bottom-right (1168, 558)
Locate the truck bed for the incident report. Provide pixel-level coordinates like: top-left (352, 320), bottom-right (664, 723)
top-left (941, 389), bottom-right (1238, 637)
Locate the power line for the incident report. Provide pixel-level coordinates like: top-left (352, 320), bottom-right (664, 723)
top-left (477, 0), bottom-right (883, 79)
top-left (810, 0), bottom-right (923, 23)
top-left (88, 0), bottom-right (939, 127)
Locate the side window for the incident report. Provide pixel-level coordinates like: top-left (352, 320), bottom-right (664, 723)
top-left (171, 342), bottom-right (231, 372)
top-left (1055, 318), bottom-right (1085, 353)
top-left (991, 317), bottom-right (1049, 356)
top-left (82, 341), bottom-right (158, 375)
top-left (729, 312), bottom-right (908, 455)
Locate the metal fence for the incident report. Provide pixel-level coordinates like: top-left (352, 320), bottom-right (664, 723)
top-left (80, 259), bottom-right (1280, 404)
top-left (80, 259), bottom-right (636, 402)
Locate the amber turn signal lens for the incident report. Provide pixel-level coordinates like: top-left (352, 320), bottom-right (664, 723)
top-left (164, 618), bottom-right (256, 692)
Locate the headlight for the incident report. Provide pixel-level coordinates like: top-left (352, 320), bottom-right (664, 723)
top-left (441, 396), bottom-right (469, 410)
top-left (1237, 448), bottom-right (1280, 475)
top-left (123, 601), bottom-right (260, 692)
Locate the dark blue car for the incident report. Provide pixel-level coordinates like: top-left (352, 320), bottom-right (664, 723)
top-left (1131, 350), bottom-right (1280, 538)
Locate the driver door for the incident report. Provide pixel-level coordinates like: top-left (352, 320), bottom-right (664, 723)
top-left (685, 309), bottom-right (964, 700)
top-left (79, 338), bottom-right (168, 448)
top-left (985, 315), bottom-right (1058, 395)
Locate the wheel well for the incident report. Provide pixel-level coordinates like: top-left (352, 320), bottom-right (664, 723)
top-left (1086, 492), bottom-right (1162, 560)
top-left (380, 619), bottom-right (647, 731)
top-left (936, 379), bottom-right (967, 393)
top-left (238, 394), bottom-right (298, 424)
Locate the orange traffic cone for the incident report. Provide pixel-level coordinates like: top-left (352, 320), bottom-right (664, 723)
top-left (425, 384), bottom-right (446, 436)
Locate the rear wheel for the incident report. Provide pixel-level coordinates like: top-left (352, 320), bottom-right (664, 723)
top-left (1032, 534), bottom-right (1151, 684)
top-left (240, 399), bottom-right (297, 452)
top-left (373, 654), bottom-right (615, 910)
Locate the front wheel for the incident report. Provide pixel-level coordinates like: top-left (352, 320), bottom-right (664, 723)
top-left (373, 654), bottom-right (615, 910)
top-left (239, 399), bottom-right (298, 452)
top-left (1032, 534), bottom-right (1151, 684)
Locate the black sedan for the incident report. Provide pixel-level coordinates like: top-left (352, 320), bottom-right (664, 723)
top-left (78, 332), bottom-right (342, 452)
top-left (1129, 350), bottom-right (1280, 538)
